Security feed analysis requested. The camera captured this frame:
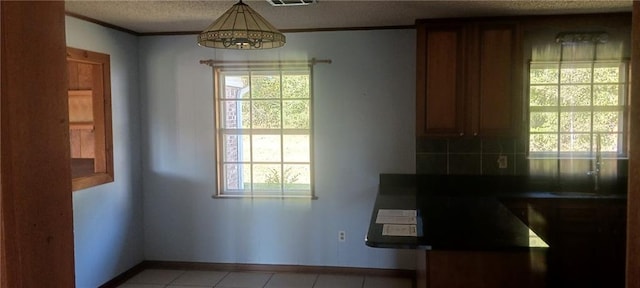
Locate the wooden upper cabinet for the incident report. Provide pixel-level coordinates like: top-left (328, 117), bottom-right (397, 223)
top-left (416, 20), bottom-right (521, 138)
top-left (416, 23), bottom-right (466, 137)
top-left (472, 23), bottom-right (521, 137)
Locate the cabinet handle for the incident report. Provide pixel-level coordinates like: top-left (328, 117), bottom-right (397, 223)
top-left (459, 132), bottom-right (464, 136)
top-left (473, 132), bottom-right (478, 136)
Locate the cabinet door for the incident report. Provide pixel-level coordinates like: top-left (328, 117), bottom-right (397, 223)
top-left (416, 24), bottom-right (466, 137)
top-left (550, 200), bottom-right (626, 288)
top-left (596, 203), bottom-right (626, 288)
top-left (471, 23), bottom-right (521, 137)
top-left (424, 250), bottom-right (546, 288)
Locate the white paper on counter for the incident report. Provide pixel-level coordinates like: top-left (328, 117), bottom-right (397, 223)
top-left (382, 224), bottom-right (417, 237)
top-left (376, 209), bottom-right (417, 224)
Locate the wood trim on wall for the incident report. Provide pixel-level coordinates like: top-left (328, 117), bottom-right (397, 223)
top-left (627, 3), bottom-right (640, 288)
top-left (0, 1), bottom-right (4, 285)
top-left (64, 11), bottom-right (415, 36)
top-left (0, 3), bottom-right (3, 287)
top-left (0, 1), bottom-right (75, 287)
top-left (144, 261), bottom-right (415, 278)
top-left (66, 9), bottom-right (630, 37)
top-left (67, 47), bottom-right (115, 191)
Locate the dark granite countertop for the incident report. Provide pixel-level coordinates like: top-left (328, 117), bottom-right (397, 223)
top-left (366, 182), bottom-right (548, 250)
top-left (498, 191), bottom-right (626, 200)
top-left (365, 194), bottom-right (422, 249)
top-left (365, 173), bottom-right (629, 251)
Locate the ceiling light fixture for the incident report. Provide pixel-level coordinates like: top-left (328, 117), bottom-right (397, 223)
top-left (198, 0), bottom-right (286, 49)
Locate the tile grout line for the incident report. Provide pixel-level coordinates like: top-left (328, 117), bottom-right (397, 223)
top-left (166, 270), bottom-right (187, 286)
top-left (261, 272), bottom-right (276, 288)
top-left (213, 271), bottom-right (232, 288)
top-left (213, 271), bottom-right (230, 287)
top-left (310, 273), bottom-right (319, 288)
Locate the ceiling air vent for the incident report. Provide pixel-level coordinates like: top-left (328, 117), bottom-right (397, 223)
top-left (267, 0), bottom-right (316, 6)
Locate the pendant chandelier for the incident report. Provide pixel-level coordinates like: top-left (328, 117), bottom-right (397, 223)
top-left (198, 0), bottom-right (286, 49)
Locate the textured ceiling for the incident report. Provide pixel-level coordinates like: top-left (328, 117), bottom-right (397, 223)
top-left (64, 0), bottom-right (633, 34)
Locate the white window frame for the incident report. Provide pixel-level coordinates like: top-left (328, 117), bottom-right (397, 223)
top-left (527, 59), bottom-right (630, 159)
top-left (213, 65), bottom-right (315, 199)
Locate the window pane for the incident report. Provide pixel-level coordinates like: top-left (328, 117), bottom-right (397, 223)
top-left (283, 73), bottom-right (310, 99)
top-left (560, 134), bottom-right (591, 152)
top-left (253, 164), bottom-right (282, 192)
top-left (283, 135), bottom-right (310, 162)
top-left (599, 133), bottom-right (620, 152)
top-left (283, 164), bottom-right (311, 192)
top-left (593, 112), bottom-right (620, 132)
top-left (560, 85), bottom-right (591, 106)
top-left (252, 135), bottom-right (281, 162)
top-left (252, 100), bottom-right (281, 129)
top-left (560, 67), bottom-right (591, 83)
top-left (221, 100), bottom-right (251, 129)
top-left (223, 134), bottom-right (251, 162)
top-left (222, 75), bottom-right (249, 99)
top-left (251, 73), bottom-right (280, 99)
top-left (530, 134), bottom-right (558, 152)
top-left (529, 85), bottom-right (558, 106)
top-left (593, 66), bottom-right (619, 83)
top-left (283, 100), bottom-right (310, 129)
top-left (528, 59), bottom-right (627, 158)
top-left (530, 67), bottom-right (558, 84)
top-left (530, 112), bottom-right (558, 132)
top-left (234, 101), bottom-right (250, 128)
top-left (593, 84), bottom-right (620, 106)
top-left (560, 112), bottom-right (591, 132)
top-left (224, 163), bottom-right (251, 191)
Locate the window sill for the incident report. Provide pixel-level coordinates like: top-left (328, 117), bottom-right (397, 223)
top-left (212, 194), bottom-right (318, 200)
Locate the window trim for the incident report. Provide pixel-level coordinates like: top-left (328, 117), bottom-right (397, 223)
top-left (527, 59), bottom-right (630, 159)
top-left (212, 64), bottom-right (316, 199)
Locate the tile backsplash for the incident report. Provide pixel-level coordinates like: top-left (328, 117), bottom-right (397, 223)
top-left (416, 138), bottom-right (527, 175)
top-left (416, 137), bottom-right (628, 193)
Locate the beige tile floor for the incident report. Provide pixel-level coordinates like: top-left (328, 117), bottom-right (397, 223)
top-left (118, 268), bottom-right (414, 288)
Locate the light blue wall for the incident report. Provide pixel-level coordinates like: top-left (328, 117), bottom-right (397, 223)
top-left (139, 30), bottom-right (417, 269)
top-left (66, 17), bottom-right (144, 288)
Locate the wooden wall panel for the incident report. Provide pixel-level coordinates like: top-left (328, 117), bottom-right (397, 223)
top-left (70, 130), bottom-right (82, 158)
top-left (68, 91), bottom-right (93, 123)
top-left (627, 2), bottom-right (640, 287)
top-left (67, 62), bottom-right (79, 90)
top-left (77, 63), bottom-right (93, 90)
top-left (0, 1), bottom-right (75, 287)
top-left (80, 130), bottom-right (96, 158)
top-left (67, 61), bottom-right (94, 91)
top-left (91, 63), bottom-right (106, 172)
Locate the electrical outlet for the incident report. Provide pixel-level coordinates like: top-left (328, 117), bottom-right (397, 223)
top-left (338, 231), bottom-right (346, 242)
top-left (497, 155), bottom-right (508, 169)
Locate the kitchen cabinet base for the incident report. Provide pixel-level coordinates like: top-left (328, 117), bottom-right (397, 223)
top-left (417, 250), bottom-right (547, 288)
